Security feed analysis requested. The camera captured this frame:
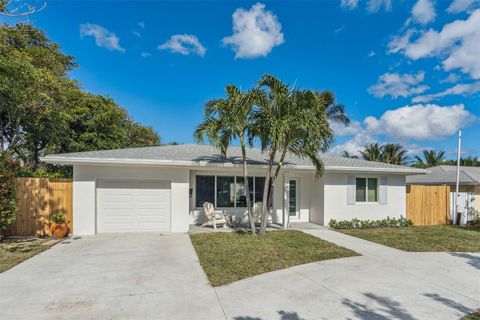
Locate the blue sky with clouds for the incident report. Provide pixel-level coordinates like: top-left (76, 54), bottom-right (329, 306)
top-left (5, 0), bottom-right (479, 159)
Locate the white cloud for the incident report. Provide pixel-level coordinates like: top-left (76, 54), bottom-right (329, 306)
top-left (447, 0), bottom-right (479, 13)
top-left (158, 34), bottom-right (206, 57)
top-left (330, 120), bottom-right (362, 136)
top-left (222, 3), bottom-right (284, 59)
top-left (132, 31), bottom-right (141, 38)
top-left (329, 131), bottom-right (375, 156)
top-left (329, 104), bottom-right (475, 156)
top-left (340, 0), bottom-right (359, 10)
top-left (412, 0), bottom-right (436, 25)
top-left (391, 9), bottom-right (480, 79)
top-left (440, 73), bottom-right (460, 83)
top-left (140, 52), bottom-right (151, 58)
top-left (368, 72), bottom-right (429, 98)
top-left (364, 104), bottom-right (475, 140)
top-left (138, 21), bottom-right (145, 28)
top-left (388, 29), bottom-right (416, 54)
top-left (412, 81), bottom-right (480, 102)
top-left (368, 50), bottom-right (376, 57)
top-left (79, 23), bottom-right (125, 52)
top-left (366, 0), bottom-right (392, 12)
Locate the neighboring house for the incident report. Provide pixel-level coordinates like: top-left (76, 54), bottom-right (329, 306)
top-left (42, 144), bottom-right (426, 235)
top-left (407, 165), bottom-right (480, 221)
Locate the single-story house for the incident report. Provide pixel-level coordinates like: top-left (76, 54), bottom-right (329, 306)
top-left (407, 165), bottom-right (480, 220)
top-left (42, 144), bottom-right (426, 235)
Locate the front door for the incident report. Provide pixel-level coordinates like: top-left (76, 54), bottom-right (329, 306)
top-left (288, 179), bottom-right (299, 218)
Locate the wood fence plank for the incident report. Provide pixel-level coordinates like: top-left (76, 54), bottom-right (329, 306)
top-left (6, 178), bottom-right (73, 237)
top-left (406, 184), bottom-right (450, 226)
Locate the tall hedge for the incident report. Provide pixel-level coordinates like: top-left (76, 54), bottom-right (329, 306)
top-left (0, 154), bottom-right (18, 237)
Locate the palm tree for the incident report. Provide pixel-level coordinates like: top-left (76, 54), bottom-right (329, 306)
top-left (414, 149), bottom-right (445, 168)
top-left (342, 151), bottom-right (358, 159)
top-left (381, 143), bottom-right (409, 165)
top-left (460, 156), bottom-right (480, 167)
top-left (253, 74), bottom-right (348, 234)
top-left (194, 85), bottom-right (259, 234)
top-left (360, 143), bottom-right (383, 162)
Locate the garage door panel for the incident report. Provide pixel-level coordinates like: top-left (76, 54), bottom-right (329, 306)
top-left (97, 180), bottom-right (171, 233)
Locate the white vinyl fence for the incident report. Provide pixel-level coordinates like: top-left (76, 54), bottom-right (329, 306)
top-left (450, 192), bottom-right (475, 225)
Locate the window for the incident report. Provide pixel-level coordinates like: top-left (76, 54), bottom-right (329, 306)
top-left (235, 177), bottom-right (247, 207)
top-left (356, 177), bottom-right (378, 203)
top-left (195, 176), bottom-right (215, 207)
top-left (195, 175), bottom-right (267, 208)
top-left (288, 180), bottom-right (297, 217)
top-left (254, 177), bottom-right (265, 203)
top-left (217, 176), bottom-right (235, 207)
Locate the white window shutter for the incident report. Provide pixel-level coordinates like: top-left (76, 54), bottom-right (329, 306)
top-left (379, 176), bottom-right (388, 205)
top-left (347, 176), bottom-right (356, 205)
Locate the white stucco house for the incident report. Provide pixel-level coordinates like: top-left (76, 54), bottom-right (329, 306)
top-left (42, 144), bottom-right (426, 235)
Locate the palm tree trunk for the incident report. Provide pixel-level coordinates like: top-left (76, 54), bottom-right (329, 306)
top-left (240, 137), bottom-right (256, 235)
top-left (270, 150), bottom-right (287, 227)
top-left (259, 152), bottom-right (275, 235)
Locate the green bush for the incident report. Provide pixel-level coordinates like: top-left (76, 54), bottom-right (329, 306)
top-left (16, 166), bottom-right (69, 178)
top-left (0, 153), bottom-right (19, 236)
top-left (50, 213), bottom-right (66, 224)
top-left (329, 216), bottom-right (414, 229)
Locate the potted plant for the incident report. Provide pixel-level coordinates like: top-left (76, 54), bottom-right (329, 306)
top-left (50, 213), bottom-right (68, 239)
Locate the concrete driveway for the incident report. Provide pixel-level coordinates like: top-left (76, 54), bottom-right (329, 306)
top-left (216, 229), bottom-right (480, 320)
top-left (0, 233), bottom-right (225, 320)
top-left (1, 230), bottom-right (479, 320)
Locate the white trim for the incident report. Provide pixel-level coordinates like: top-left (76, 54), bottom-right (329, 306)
top-left (288, 178), bottom-right (300, 219)
top-left (41, 156), bottom-right (427, 175)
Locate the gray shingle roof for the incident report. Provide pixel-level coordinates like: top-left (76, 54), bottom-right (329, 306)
top-left (407, 165), bottom-right (480, 185)
top-left (42, 144), bottom-right (426, 174)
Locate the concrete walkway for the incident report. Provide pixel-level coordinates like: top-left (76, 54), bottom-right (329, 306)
top-left (215, 228), bottom-right (480, 320)
top-left (0, 234), bottom-right (226, 320)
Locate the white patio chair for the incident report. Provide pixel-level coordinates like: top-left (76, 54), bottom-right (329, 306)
top-left (253, 202), bottom-right (263, 224)
top-left (202, 202), bottom-right (227, 230)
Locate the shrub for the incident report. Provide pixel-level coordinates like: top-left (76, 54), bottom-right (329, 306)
top-left (0, 153), bottom-right (19, 237)
top-left (329, 216), bottom-right (414, 229)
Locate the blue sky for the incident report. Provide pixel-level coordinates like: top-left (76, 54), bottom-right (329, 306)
top-left (5, 0), bottom-right (480, 159)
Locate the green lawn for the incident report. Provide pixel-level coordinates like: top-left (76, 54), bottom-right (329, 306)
top-left (0, 238), bottom-right (50, 273)
top-left (462, 310), bottom-right (480, 320)
top-left (190, 230), bottom-right (359, 286)
top-left (339, 225), bottom-right (480, 252)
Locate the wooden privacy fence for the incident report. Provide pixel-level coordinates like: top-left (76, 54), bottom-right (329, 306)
top-left (406, 185), bottom-right (451, 226)
top-left (6, 178), bottom-right (73, 237)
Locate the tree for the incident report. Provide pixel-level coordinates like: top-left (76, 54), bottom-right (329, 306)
top-left (359, 143), bottom-right (409, 165)
top-left (342, 151), bottom-right (358, 159)
top-left (414, 150), bottom-right (445, 168)
top-left (0, 0), bottom-right (45, 16)
top-left (0, 24), bottom-right (160, 174)
top-left (126, 122), bottom-right (161, 147)
top-left (460, 156), bottom-right (480, 167)
top-left (444, 156), bottom-right (480, 167)
top-left (254, 75), bottom-right (348, 235)
top-left (0, 152), bottom-right (19, 240)
top-left (194, 85), bottom-right (259, 234)
top-left (381, 143), bottom-right (408, 165)
top-left (0, 24), bottom-right (76, 168)
top-left (359, 143), bottom-right (383, 162)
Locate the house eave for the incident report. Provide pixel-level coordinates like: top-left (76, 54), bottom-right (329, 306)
top-left (41, 156), bottom-right (428, 175)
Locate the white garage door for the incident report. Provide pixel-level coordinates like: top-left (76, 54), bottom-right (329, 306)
top-left (97, 180), bottom-right (171, 233)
